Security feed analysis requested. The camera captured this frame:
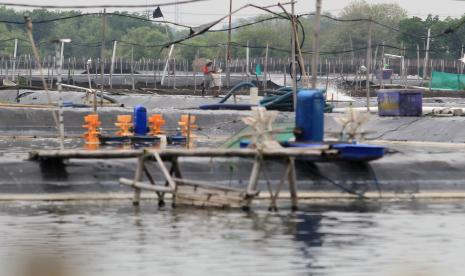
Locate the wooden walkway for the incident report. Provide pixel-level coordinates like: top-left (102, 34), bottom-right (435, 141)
top-left (29, 146), bottom-right (339, 210)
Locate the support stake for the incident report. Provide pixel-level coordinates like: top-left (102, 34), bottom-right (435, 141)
top-left (132, 155), bottom-right (145, 206)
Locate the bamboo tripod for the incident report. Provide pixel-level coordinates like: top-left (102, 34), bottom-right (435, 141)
top-left (120, 151), bottom-right (298, 210)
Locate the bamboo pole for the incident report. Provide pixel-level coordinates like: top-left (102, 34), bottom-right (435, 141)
top-left (67, 57), bottom-right (71, 85)
top-left (290, 2), bottom-right (297, 109)
top-left (173, 58), bottom-right (177, 89)
top-left (288, 157), bottom-right (298, 211)
top-left (186, 113), bottom-right (191, 149)
top-left (24, 17), bottom-right (59, 129)
top-left (131, 47), bottom-right (135, 90)
top-left (160, 44), bottom-right (174, 86)
top-left (246, 40), bottom-right (250, 79)
top-left (423, 28), bottom-right (431, 80)
top-left (366, 19), bottom-right (372, 112)
top-left (30, 147), bottom-right (333, 161)
top-left (120, 57), bottom-right (123, 75)
top-left (72, 57), bottom-right (76, 85)
top-left (283, 63), bottom-right (287, 86)
top-left (109, 40), bottom-right (117, 89)
top-left (312, 0), bottom-right (322, 89)
top-left (244, 156), bottom-right (262, 210)
top-left (372, 45), bottom-right (378, 82)
top-left (12, 38), bottom-right (17, 82)
top-left (55, 40), bottom-right (66, 150)
top-left (50, 56), bottom-right (55, 88)
top-left (100, 9), bottom-right (106, 107)
top-left (132, 155), bottom-right (145, 206)
top-left (153, 152), bottom-right (176, 190)
top-left (226, 0), bottom-right (232, 88)
top-left (264, 43), bottom-right (268, 91)
top-left (461, 45), bottom-right (464, 75)
top-left (417, 44), bottom-right (420, 79)
top-left (120, 178), bottom-right (173, 193)
top-left (268, 165), bottom-right (291, 211)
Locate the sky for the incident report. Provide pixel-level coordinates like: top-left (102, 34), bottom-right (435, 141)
top-left (2, 0), bottom-right (465, 26)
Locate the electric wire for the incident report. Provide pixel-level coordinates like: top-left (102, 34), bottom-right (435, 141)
top-left (0, 8), bottom-right (463, 42)
top-left (0, 0), bottom-right (206, 9)
top-left (0, 8), bottom-right (463, 57)
top-left (0, 37), bottom-right (459, 57)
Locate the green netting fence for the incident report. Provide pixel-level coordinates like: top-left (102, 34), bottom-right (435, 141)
top-left (430, 71), bottom-right (465, 91)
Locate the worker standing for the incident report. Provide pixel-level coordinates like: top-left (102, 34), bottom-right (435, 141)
top-left (201, 60), bottom-right (217, 97)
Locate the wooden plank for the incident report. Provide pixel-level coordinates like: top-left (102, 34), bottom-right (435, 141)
top-left (29, 149), bottom-right (142, 160)
top-left (173, 177), bottom-right (247, 194)
top-left (119, 178), bottom-right (173, 193)
top-left (175, 192), bottom-right (245, 208)
top-left (29, 147), bottom-right (338, 161)
top-left (146, 147), bottom-right (331, 158)
top-left (176, 184), bottom-right (244, 198)
top-left (175, 185), bottom-right (246, 203)
top-left (176, 190), bottom-right (245, 204)
top-left (175, 198), bottom-right (239, 208)
top-left (175, 192), bottom-right (235, 203)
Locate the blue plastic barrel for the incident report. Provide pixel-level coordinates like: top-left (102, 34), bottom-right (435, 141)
top-left (295, 89), bottom-right (324, 142)
top-left (133, 105), bottom-right (148, 136)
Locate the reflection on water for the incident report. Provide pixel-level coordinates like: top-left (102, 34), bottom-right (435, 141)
top-left (0, 201), bottom-right (464, 276)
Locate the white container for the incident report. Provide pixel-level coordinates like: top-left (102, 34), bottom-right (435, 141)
top-left (249, 87), bottom-right (259, 104)
top-left (211, 73), bottom-right (222, 87)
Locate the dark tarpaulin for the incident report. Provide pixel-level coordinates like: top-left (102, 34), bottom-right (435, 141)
top-left (162, 18), bottom-right (223, 48)
top-left (153, 6), bottom-right (163, 18)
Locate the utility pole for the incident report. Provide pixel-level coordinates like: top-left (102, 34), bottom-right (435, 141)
top-left (264, 43), bottom-right (269, 91)
top-left (312, 0), bottom-right (322, 89)
top-left (417, 44), bottom-right (420, 78)
top-left (12, 38), bottom-right (17, 82)
top-left (54, 38), bottom-right (71, 150)
top-left (160, 44), bottom-right (174, 86)
top-left (226, 0), bottom-right (232, 88)
top-left (291, 0), bottom-right (297, 110)
top-left (423, 28), bottom-right (431, 80)
top-left (100, 9), bottom-right (106, 107)
top-left (246, 40), bottom-right (250, 79)
top-left (110, 40), bottom-right (117, 89)
top-left (131, 47), bottom-right (135, 90)
top-left (461, 44), bottom-right (464, 75)
top-left (366, 18), bottom-right (372, 112)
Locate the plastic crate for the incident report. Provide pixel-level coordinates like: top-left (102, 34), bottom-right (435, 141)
top-left (377, 89), bottom-right (423, 116)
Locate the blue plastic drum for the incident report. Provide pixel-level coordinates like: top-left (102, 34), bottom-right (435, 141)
top-left (133, 105), bottom-right (148, 136)
top-left (295, 89), bottom-right (325, 142)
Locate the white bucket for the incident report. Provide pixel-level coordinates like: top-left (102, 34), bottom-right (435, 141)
top-left (211, 73), bottom-right (222, 87)
top-left (249, 87), bottom-right (259, 104)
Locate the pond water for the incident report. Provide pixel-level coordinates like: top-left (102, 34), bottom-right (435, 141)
top-left (0, 200), bottom-right (464, 276)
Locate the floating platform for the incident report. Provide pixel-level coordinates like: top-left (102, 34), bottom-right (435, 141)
top-left (28, 146), bottom-right (382, 210)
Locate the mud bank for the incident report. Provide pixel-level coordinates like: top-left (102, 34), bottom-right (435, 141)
top-left (2, 104), bottom-right (465, 143)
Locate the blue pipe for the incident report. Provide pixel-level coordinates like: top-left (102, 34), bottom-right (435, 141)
top-left (219, 82), bottom-right (256, 104)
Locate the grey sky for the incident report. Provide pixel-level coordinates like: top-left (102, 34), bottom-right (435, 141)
top-left (2, 0), bottom-right (465, 26)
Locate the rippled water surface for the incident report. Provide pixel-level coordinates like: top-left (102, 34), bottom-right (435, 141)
top-left (0, 201), bottom-right (464, 276)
